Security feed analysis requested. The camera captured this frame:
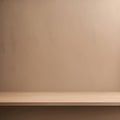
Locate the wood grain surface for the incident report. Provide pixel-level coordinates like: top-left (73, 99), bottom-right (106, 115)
top-left (0, 92), bottom-right (120, 106)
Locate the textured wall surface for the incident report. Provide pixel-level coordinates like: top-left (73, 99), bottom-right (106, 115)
top-left (0, 0), bottom-right (120, 92)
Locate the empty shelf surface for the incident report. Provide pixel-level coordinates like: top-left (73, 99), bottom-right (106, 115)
top-left (0, 92), bottom-right (120, 106)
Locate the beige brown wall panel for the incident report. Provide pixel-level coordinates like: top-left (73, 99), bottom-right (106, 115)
top-left (0, 0), bottom-right (120, 91)
top-left (0, 0), bottom-right (4, 88)
top-left (0, 107), bottom-right (120, 120)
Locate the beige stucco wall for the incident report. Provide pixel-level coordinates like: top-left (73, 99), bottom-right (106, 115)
top-left (0, 0), bottom-right (120, 92)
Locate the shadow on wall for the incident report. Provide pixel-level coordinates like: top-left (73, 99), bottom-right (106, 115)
top-left (0, 107), bottom-right (120, 120)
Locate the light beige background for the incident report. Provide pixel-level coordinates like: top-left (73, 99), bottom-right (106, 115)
top-left (0, 0), bottom-right (120, 91)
